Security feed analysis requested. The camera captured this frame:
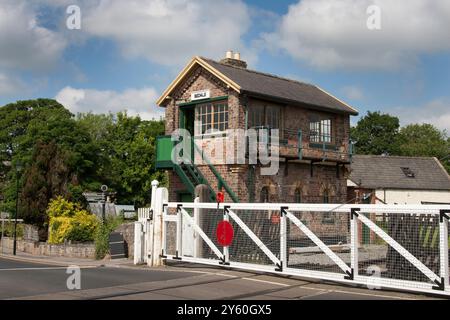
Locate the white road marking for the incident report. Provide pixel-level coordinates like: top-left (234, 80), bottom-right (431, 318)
top-left (0, 266), bottom-right (97, 271)
top-left (241, 277), bottom-right (290, 287)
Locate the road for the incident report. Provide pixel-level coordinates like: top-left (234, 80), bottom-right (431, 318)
top-left (0, 257), bottom-right (441, 300)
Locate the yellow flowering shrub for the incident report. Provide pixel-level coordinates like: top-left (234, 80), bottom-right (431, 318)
top-left (47, 197), bottom-right (99, 244)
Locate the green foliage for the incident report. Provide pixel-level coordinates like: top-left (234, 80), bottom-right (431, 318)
top-left (94, 215), bottom-right (124, 260)
top-left (351, 111), bottom-right (400, 155)
top-left (47, 197), bottom-right (99, 244)
top-left (1, 222), bottom-right (24, 238)
top-left (0, 100), bottom-right (165, 228)
top-left (351, 112), bottom-right (450, 173)
top-left (397, 124), bottom-right (448, 158)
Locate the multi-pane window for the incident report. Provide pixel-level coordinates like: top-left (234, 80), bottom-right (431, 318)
top-left (310, 119), bottom-right (332, 143)
top-left (248, 105), bottom-right (280, 129)
top-left (195, 102), bottom-right (228, 135)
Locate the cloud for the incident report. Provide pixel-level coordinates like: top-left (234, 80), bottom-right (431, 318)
top-left (262, 0), bottom-right (450, 70)
top-left (0, 1), bottom-right (67, 71)
top-left (55, 86), bottom-right (164, 120)
top-left (82, 0), bottom-right (256, 66)
top-left (0, 73), bottom-right (27, 96)
top-left (391, 98), bottom-right (450, 132)
top-left (341, 86), bottom-right (364, 101)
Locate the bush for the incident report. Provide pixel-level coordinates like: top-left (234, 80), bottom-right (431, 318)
top-left (94, 215), bottom-right (124, 260)
top-left (0, 222), bottom-right (24, 238)
top-left (47, 196), bottom-right (99, 244)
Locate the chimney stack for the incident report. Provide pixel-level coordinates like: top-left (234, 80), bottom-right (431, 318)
top-left (220, 51), bottom-right (247, 69)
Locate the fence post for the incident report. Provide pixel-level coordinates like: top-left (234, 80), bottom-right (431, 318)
top-left (223, 206), bottom-right (230, 265)
top-left (193, 197), bottom-right (201, 258)
top-left (439, 210), bottom-right (449, 291)
top-left (279, 207), bottom-right (288, 272)
top-left (350, 208), bottom-right (359, 280)
top-left (149, 186), bottom-right (168, 267)
top-left (176, 204), bottom-right (183, 259)
top-left (133, 219), bottom-right (143, 264)
top-left (146, 180), bottom-right (159, 265)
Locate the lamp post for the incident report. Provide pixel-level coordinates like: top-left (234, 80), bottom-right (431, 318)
top-left (101, 185), bottom-right (108, 223)
top-left (13, 161), bottom-right (22, 256)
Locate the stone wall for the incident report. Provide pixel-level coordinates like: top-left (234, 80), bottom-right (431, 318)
top-left (23, 224), bottom-right (39, 242)
top-left (1, 237), bottom-right (95, 259)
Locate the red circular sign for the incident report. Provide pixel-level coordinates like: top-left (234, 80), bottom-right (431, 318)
top-left (216, 221), bottom-right (234, 247)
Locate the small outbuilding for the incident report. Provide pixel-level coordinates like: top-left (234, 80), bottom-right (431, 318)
top-left (347, 155), bottom-right (450, 205)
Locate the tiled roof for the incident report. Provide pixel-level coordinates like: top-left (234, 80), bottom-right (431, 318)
top-left (202, 58), bottom-right (358, 115)
top-left (349, 155), bottom-right (450, 190)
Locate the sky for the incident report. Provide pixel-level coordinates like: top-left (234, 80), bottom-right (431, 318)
top-left (0, 0), bottom-right (450, 131)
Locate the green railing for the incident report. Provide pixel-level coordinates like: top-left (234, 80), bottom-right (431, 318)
top-left (193, 142), bottom-right (239, 203)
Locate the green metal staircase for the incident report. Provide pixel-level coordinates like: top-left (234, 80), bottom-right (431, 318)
top-left (156, 135), bottom-right (239, 203)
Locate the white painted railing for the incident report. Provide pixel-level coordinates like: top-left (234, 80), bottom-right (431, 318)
top-left (159, 201), bottom-right (450, 297)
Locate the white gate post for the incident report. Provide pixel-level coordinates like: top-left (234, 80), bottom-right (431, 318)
top-left (193, 197), bottom-right (201, 258)
top-left (279, 207), bottom-right (288, 272)
top-left (133, 221), bottom-right (143, 264)
top-left (439, 211), bottom-right (449, 291)
top-left (149, 186), bottom-right (168, 267)
top-left (350, 208), bottom-right (359, 280)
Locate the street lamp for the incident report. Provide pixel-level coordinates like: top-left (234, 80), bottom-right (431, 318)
top-left (13, 161), bottom-right (22, 256)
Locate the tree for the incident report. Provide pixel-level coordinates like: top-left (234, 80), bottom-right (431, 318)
top-left (351, 111), bottom-right (400, 155)
top-left (397, 124), bottom-right (450, 172)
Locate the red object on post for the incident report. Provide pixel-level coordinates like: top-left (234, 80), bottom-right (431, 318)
top-left (217, 191), bottom-right (224, 204)
top-left (216, 221), bottom-right (234, 246)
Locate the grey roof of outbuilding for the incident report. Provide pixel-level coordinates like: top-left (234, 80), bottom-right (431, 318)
top-left (202, 58), bottom-right (358, 115)
top-left (349, 155), bottom-right (450, 191)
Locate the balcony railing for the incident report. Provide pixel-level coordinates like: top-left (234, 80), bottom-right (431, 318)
top-left (250, 126), bottom-right (353, 163)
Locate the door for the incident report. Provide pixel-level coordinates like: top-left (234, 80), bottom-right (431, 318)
top-left (179, 107), bottom-right (195, 163)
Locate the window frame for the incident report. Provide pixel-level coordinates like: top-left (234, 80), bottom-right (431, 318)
top-left (195, 100), bottom-right (229, 137)
top-left (309, 117), bottom-right (333, 144)
top-left (248, 104), bottom-right (282, 131)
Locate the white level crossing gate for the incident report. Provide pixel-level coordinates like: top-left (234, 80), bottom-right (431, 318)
top-left (156, 199), bottom-right (450, 297)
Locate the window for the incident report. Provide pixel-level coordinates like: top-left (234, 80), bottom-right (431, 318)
top-left (401, 167), bottom-right (415, 178)
top-left (260, 186), bottom-right (269, 203)
top-left (294, 188), bottom-right (302, 203)
top-left (310, 118), bottom-right (332, 143)
top-left (195, 102), bottom-right (228, 135)
top-left (249, 105), bottom-right (280, 130)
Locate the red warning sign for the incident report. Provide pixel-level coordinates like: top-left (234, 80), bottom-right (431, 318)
top-left (216, 221), bottom-right (234, 247)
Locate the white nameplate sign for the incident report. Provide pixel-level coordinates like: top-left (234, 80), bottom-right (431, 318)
top-left (191, 90), bottom-right (210, 101)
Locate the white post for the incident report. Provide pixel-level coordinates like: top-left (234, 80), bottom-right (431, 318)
top-left (133, 221), bottom-right (143, 264)
top-left (149, 186), bottom-right (168, 267)
top-left (151, 180), bottom-right (159, 210)
top-left (439, 212), bottom-right (449, 290)
top-left (223, 207), bottom-right (230, 264)
top-left (176, 205), bottom-right (183, 259)
top-left (193, 197), bottom-right (201, 258)
top-left (350, 209), bottom-right (359, 280)
top-left (280, 208), bottom-right (287, 271)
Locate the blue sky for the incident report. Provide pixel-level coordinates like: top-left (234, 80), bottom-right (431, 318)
top-left (1, 0), bottom-right (449, 131)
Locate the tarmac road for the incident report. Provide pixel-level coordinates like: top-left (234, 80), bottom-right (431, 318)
top-left (0, 256), bottom-right (441, 300)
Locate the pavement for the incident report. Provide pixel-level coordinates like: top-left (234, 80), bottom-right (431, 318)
top-left (0, 253), bottom-right (444, 300)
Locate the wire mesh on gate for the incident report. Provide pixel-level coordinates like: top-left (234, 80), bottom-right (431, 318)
top-left (357, 212), bottom-right (441, 285)
top-left (227, 209), bottom-right (280, 265)
top-left (286, 210), bottom-right (350, 274)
